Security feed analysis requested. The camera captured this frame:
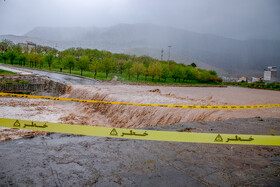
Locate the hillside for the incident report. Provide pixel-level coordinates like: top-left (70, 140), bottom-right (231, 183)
top-left (2, 23), bottom-right (280, 76)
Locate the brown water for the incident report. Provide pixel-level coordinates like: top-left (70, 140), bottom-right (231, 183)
top-left (60, 85), bottom-right (280, 128)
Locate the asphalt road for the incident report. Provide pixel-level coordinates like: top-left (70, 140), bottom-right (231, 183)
top-left (0, 64), bottom-right (101, 85)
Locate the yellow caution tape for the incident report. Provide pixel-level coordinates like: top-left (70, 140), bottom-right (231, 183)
top-left (0, 118), bottom-right (279, 146)
top-left (0, 92), bottom-right (280, 109)
top-left (1, 92), bottom-right (280, 109)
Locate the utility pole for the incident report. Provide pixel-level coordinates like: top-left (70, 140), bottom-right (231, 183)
top-left (168, 45), bottom-right (172, 66)
top-left (161, 48), bottom-right (164, 61)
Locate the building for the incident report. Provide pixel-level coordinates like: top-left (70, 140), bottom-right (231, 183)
top-left (264, 66), bottom-right (277, 83)
top-left (18, 41), bottom-right (36, 52)
top-left (220, 76), bottom-right (238, 82)
top-left (237, 77), bottom-right (247, 82)
top-left (251, 77), bottom-right (260, 83)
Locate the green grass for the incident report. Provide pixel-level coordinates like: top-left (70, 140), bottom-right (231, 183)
top-left (117, 74), bottom-right (221, 86)
top-left (0, 69), bottom-right (17, 75)
top-left (223, 82), bottom-right (280, 90)
top-left (39, 67), bottom-right (115, 81)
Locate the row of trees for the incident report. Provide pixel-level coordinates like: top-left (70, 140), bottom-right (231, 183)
top-left (0, 40), bottom-right (222, 83)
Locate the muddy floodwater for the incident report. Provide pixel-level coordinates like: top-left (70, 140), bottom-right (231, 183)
top-left (0, 78), bottom-right (280, 186)
top-left (1, 85), bottom-right (280, 140)
top-left (60, 85), bottom-right (280, 128)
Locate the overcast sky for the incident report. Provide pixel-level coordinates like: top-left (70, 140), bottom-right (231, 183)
top-left (0, 0), bottom-right (279, 40)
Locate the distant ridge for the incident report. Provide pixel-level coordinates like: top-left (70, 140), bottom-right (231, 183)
top-left (2, 23), bottom-right (280, 76)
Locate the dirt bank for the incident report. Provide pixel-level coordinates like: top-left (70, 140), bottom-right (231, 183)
top-left (60, 85), bottom-right (280, 128)
top-left (0, 75), bottom-right (67, 96)
top-left (1, 118), bottom-right (279, 186)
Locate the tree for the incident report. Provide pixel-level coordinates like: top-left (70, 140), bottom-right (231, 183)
top-left (1, 52), bottom-right (9, 64)
top-left (62, 55), bottom-right (76, 74)
top-left (172, 66), bottom-right (184, 82)
top-left (117, 60), bottom-right (125, 75)
top-left (0, 41), bottom-right (8, 53)
top-left (209, 70), bottom-right (217, 76)
top-left (23, 53), bottom-right (29, 66)
top-left (161, 64), bottom-right (170, 82)
top-left (198, 70), bottom-right (212, 83)
top-left (131, 62), bottom-right (145, 80)
top-left (17, 54), bottom-right (26, 66)
top-left (191, 62), bottom-right (197, 68)
top-left (113, 53), bottom-right (130, 61)
top-left (45, 52), bottom-right (54, 70)
top-left (34, 45), bottom-right (43, 54)
top-left (148, 62), bottom-right (163, 81)
top-left (137, 55), bottom-right (154, 65)
top-left (89, 57), bottom-right (101, 79)
top-left (7, 50), bottom-right (16, 65)
top-left (184, 66), bottom-right (197, 82)
top-left (11, 44), bottom-right (22, 54)
top-left (142, 66), bottom-right (149, 80)
top-left (101, 57), bottom-right (116, 79)
top-left (124, 60), bottom-right (133, 79)
top-left (37, 54), bottom-right (44, 69)
top-left (42, 46), bottom-right (54, 54)
top-left (28, 53), bottom-right (42, 68)
top-left (0, 39), bottom-right (14, 53)
top-left (77, 55), bottom-right (90, 76)
top-left (28, 52), bottom-right (36, 67)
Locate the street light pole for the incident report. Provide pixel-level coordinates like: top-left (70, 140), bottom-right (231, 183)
top-left (161, 48), bottom-right (164, 61)
top-left (168, 45), bottom-right (172, 66)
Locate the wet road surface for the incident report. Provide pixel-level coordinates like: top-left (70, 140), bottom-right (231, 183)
top-left (0, 65), bottom-right (33, 75)
top-left (0, 64), bottom-right (101, 85)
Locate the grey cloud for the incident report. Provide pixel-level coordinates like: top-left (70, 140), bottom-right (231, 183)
top-left (0, 0), bottom-right (279, 40)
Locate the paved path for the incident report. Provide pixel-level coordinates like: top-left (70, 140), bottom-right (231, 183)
top-left (0, 65), bottom-right (33, 75)
top-left (0, 64), bottom-right (101, 85)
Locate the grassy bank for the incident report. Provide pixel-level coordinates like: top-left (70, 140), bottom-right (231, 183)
top-left (0, 69), bottom-right (17, 75)
top-left (224, 81), bottom-right (280, 90)
top-left (116, 73), bottom-right (222, 86)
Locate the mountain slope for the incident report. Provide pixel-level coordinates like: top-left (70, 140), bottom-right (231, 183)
top-left (7, 23), bottom-right (280, 76)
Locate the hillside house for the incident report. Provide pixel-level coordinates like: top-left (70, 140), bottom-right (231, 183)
top-left (18, 41), bottom-right (36, 52)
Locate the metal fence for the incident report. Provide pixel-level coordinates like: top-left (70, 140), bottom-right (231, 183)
top-left (0, 84), bottom-right (44, 92)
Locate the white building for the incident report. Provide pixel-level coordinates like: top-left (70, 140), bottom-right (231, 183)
top-left (251, 77), bottom-right (260, 83)
top-left (264, 66), bottom-right (277, 83)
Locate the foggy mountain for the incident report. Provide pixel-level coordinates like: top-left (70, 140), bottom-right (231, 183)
top-left (3, 23), bottom-right (280, 76)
